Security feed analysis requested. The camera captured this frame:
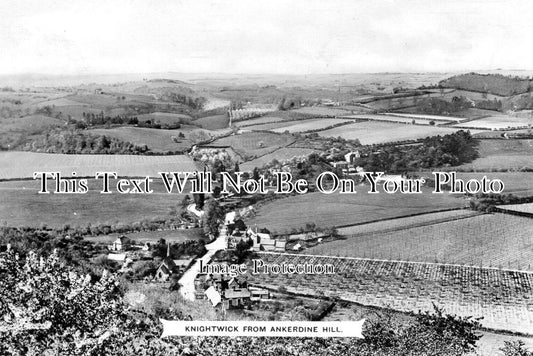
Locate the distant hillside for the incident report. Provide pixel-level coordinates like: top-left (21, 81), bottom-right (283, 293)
top-left (439, 73), bottom-right (533, 96)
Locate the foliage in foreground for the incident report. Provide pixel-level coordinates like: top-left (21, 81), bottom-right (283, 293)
top-left (0, 248), bottom-right (493, 356)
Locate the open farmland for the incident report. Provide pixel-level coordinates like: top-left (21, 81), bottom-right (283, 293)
top-left (0, 179), bottom-right (187, 228)
top-left (291, 106), bottom-right (353, 116)
top-left (240, 147), bottom-right (316, 171)
top-left (246, 252), bottom-right (533, 333)
top-left (247, 189), bottom-right (467, 234)
top-left (0, 115), bottom-right (64, 132)
top-left (307, 213), bottom-right (533, 271)
top-left (0, 115), bottom-right (64, 148)
top-left (497, 203), bottom-right (533, 216)
top-left (206, 131), bottom-right (295, 159)
top-left (443, 172), bottom-right (533, 196)
top-left (88, 126), bottom-right (210, 151)
top-left (340, 113), bottom-right (456, 125)
top-left (315, 121), bottom-right (483, 144)
top-left (247, 118), bottom-right (355, 133)
top-left (234, 116), bottom-right (287, 127)
top-left (194, 114), bottom-right (229, 130)
top-left (453, 114), bottom-right (533, 130)
top-left (452, 140), bottom-right (533, 172)
top-left (336, 209), bottom-right (480, 236)
top-left (378, 112), bottom-right (461, 123)
top-left (0, 151), bottom-right (198, 179)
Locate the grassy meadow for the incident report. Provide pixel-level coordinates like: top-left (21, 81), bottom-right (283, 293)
top-left (0, 151), bottom-right (198, 179)
top-left (0, 179), bottom-right (187, 228)
top-left (316, 121), bottom-right (484, 144)
top-left (206, 131), bottom-right (295, 159)
top-left (246, 188), bottom-right (467, 234)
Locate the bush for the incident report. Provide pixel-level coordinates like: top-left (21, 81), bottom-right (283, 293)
top-left (500, 340), bottom-right (533, 356)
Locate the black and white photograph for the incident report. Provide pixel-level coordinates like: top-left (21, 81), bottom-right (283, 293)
top-left (0, 0), bottom-right (532, 355)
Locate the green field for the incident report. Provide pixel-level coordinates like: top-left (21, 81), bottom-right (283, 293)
top-left (336, 209), bottom-right (480, 236)
top-left (417, 172), bottom-right (533, 196)
top-left (306, 213), bottom-right (533, 271)
top-left (453, 140), bottom-right (533, 171)
top-left (292, 107), bottom-right (353, 116)
top-left (0, 179), bottom-right (187, 228)
top-left (88, 126), bottom-right (206, 151)
top-left (454, 115), bottom-right (533, 130)
top-left (0, 115), bottom-right (65, 148)
top-left (194, 114), bottom-right (229, 129)
top-left (246, 188), bottom-right (467, 234)
top-left (316, 121), bottom-right (484, 144)
top-left (244, 118), bottom-right (354, 132)
top-left (240, 147), bottom-right (316, 171)
top-left (0, 151), bottom-right (198, 179)
top-left (234, 116), bottom-right (287, 127)
top-left (206, 131), bottom-right (295, 159)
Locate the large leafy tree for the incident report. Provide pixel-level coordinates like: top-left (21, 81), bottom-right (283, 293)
top-left (0, 249), bottom-right (177, 355)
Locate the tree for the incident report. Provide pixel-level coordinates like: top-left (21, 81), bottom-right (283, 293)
top-left (500, 340), bottom-right (533, 356)
top-left (0, 249), bottom-right (178, 355)
top-left (234, 239), bottom-right (252, 263)
top-left (201, 198), bottom-right (223, 239)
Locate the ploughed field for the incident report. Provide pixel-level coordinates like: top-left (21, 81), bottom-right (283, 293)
top-left (306, 213), bottom-right (533, 271)
top-left (247, 252), bottom-right (533, 333)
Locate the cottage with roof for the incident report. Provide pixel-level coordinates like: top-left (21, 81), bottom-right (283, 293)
top-left (108, 235), bottom-right (131, 252)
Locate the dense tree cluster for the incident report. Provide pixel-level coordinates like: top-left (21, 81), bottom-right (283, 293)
top-left (20, 129), bottom-right (149, 154)
top-left (417, 96), bottom-right (472, 115)
top-left (159, 92), bottom-right (206, 110)
top-left (439, 73), bottom-right (533, 96)
top-left (151, 239), bottom-right (207, 260)
top-left (356, 130), bottom-right (479, 173)
top-left (75, 112), bottom-right (181, 129)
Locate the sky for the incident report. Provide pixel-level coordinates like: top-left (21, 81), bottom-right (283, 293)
top-left (0, 0), bottom-right (532, 75)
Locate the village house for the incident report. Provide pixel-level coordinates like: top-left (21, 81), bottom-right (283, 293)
top-left (244, 228), bottom-right (287, 252)
top-left (108, 236), bottom-right (131, 252)
top-left (344, 150), bottom-right (361, 163)
top-left (194, 272), bottom-right (269, 309)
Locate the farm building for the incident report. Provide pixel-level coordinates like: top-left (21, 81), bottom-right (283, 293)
top-left (108, 236), bottom-right (131, 252)
top-left (344, 151), bottom-right (361, 163)
top-left (195, 273), bottom-right (262, 309)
